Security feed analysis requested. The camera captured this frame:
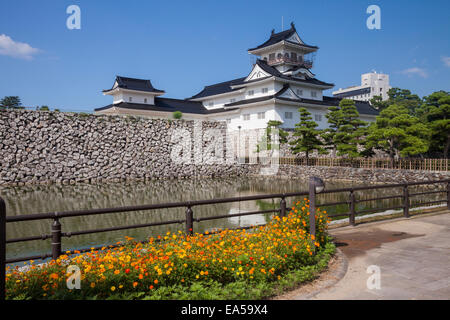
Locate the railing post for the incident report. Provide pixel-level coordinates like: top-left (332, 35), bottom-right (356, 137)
top-left (51, 217), bottom-right (62, 260)
top-left (349, 189), bottom-right (356, 226)
top-left (308, 177), bottom-right (316, 254)
top-left (185, 206), bottom-right (193, 236)
top-left (0, 197), bottom-right (6, 300)
top-left (280, 196), bottom-right (286, 218)
top-left (403, 184), bottom-right (410, 218)
top-left (447, 181), bottom-right (450, 210)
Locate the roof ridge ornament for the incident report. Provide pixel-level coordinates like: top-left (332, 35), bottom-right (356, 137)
top-left (290, 22), bottom-right (295, 29)
top-left (271, 29), bottom-right (275, 35)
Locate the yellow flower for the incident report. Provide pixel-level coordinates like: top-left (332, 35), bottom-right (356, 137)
top-left (111, 286), bottom-right (116, 291)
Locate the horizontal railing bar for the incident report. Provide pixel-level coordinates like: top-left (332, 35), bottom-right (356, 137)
top-left (5, 192), bottom-right (307, 223)
top-left (317, 201), bottom-right (349, 207)
top-left (355, 205), bottom-right (405, 215)
top-left (6, 253), bottom-right (52, 264)
top-left (5, 179), bottom-right (449, 223)
top-left (62, 219), bottom-right (186, 238)
top-left (6, 234), bottom-right (51, 244)
top-left (356, 194), bottom-right (403, 203)
top-left (328, 212), bottom-right (350, 218)
top-left (195, 209), bottom-right (279, 222)
top-left (409, 190), bottom-right (447, 197)
top-left (410, 200), bottom-right (447, 207)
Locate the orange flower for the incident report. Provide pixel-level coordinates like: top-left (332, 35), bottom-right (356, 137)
top-left (154, 279), bottom-right (158, 284)
top-left (138, 274), bottom-right (144, 279)
top-left (133, 282), bottom-right (138, 288)
top-left (49, 273), bottom-right (59, 280)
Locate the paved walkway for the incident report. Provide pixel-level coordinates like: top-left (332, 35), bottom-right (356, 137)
top-left (313, 212), bottom-right (450, 300)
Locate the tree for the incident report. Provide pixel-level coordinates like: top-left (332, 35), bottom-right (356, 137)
top-left (334, 99), bottom-right (368, 158)
top-left (290, 107), bottom-right (327, 160)
top-left (173, 111), bottom-right (182, 119)
top-left (416, 91), bottom-right (450, 158)
top-left (363, 104), bottom-right (431, 167)
top-left (321, 105), bottom-right (340, 156)
top-left (0, 96), bottom-right (21, 109)
top-left (256, 120), bottom-right (288, 153)
top-left (369, 95), bottom-right (388, 111)
top-left (386, 88), bottom-right (422, 115)
top-left (39, 105), bottom-right (50, 111)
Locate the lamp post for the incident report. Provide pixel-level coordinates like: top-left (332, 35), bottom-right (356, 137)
top-left (308, 176), bottom-right (325, 254)
top-left (237, 125), bottom-right (241, 164)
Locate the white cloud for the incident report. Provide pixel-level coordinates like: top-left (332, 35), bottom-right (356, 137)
top-left (441, 56), bottom-right (450, 67)
top-left (399, 67), bottom-right (428, 78)
top-left (0, 34), bottom-right (40, 60)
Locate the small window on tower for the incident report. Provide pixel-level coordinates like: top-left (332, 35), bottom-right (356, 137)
top-left (297, 89), bottom-right (303, 96)
top-left (311, 91), bottom-right (317, 98)
top-left (243, 114), bottom-right (250, 121)
top-left (269, 53), bottom-right (275, 61)
top-left (248, 90), bottom-right (254, 96)
top-left (262, 88), bottom-right (268, 94)
top-left (257, 112), bottom-right (265, 119)
top-left (129, 97), bottom-right (132, 102)
top-left (315, 114), bottom-right (322, 122)
top-left (144, 98), bottom-right (147, 103)
top-left (285, 112), bottom-right (293, 119)
top-left (209, 102), bottom-right (214, 107)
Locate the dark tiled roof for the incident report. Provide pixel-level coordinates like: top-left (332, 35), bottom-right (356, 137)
top-left (189, 60), bottom-right (333, 100)
top-left (103, 76), bottom-right (164, 94)
top-left (188, 77), bottom-right (247, 99)
top-left (248, 23), bottom-right (318, 52)
top-left (322, 96), bottom-right (379, 115)
top-left (223, 85), bottom-right (378, 116)
top-left (95, 98), bottom-right (238, 115)
top-left (333, 87), bottom-right (371, 99)
top-left (255, 60), bottom-right (333, 87)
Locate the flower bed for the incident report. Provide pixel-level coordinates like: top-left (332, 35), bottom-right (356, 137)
top-left (5, 199), bottom-right (332, 300)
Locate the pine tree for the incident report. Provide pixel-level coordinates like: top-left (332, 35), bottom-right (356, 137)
top-left (363, 104), bottom-right (431, 167)
top-left (322, 105), bottom-right (341, 156)
top-left (334, 99), bottom-right (367, 158)
top-left (257, 120), bottom-right (288, 153)
top-left (290, 107), bottom-right (326, 160)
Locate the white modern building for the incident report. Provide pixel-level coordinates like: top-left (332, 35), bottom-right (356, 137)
top-left (95, 23), bottom-right (379, 131)
top-left (332, 72), bottom-right (391, 102)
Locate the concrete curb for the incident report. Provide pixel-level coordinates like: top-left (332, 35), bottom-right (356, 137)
top-left (298, 248), bottom-right (349, 300)
top-left (272, 247), bottom-right (349, 300)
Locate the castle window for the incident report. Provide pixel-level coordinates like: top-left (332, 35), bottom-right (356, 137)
top-left (248, 90), bottom-right (254, 96)
top-left (243, 114), bottom-right (250, 121)
top-left (226, 119), bottom-right (231, 124)
top-left (269, 53), bottom-right (275, 61)
top-left (129, 97), bottom-right (132, 102)
top-left (297, 89), bottom-right (303, 96)
top-left (311, 91), bottom-right (317, 98)
top-left (262, 88), bottom-right (268, 94)
top-left (285, 112), bottom-right (293, 119)
top-left (230, 98), bottom-right (236, 103)
top-left (257, 112), bottom-right (265, 119)
top-left (209, 101), bottom-right (214, 107)
top-left (315, 114), bottom-right (322, 122)
top-left (291, 52), bottom-right (297, 61)
top-left (144, 98), bottom-right (147, 103)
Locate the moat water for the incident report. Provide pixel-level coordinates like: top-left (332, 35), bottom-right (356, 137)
top-left (1, 177), bottom-right (445, 262)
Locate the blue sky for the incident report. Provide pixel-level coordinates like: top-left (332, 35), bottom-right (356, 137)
top-left (0, 0), bottom-right (449, 112)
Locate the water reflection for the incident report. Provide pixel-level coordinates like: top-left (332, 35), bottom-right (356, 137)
top-left (0, 177), bottom-right (445, 262)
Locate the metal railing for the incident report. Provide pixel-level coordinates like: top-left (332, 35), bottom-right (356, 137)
top-left (1, 178), bottom-right (449, 299)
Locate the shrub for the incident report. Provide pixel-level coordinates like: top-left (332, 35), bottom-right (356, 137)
top-left (5, 199), bottom-right (330, 300)
top-left (173, 111), bottom-right (182, 119)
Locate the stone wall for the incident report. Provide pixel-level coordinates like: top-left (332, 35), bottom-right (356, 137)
top-left (248, 164), bottom-right (450, 184)
top-left (1, 110), bottom-right (448, 186)
top-left (0, 110), bottom-right (247, 186)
